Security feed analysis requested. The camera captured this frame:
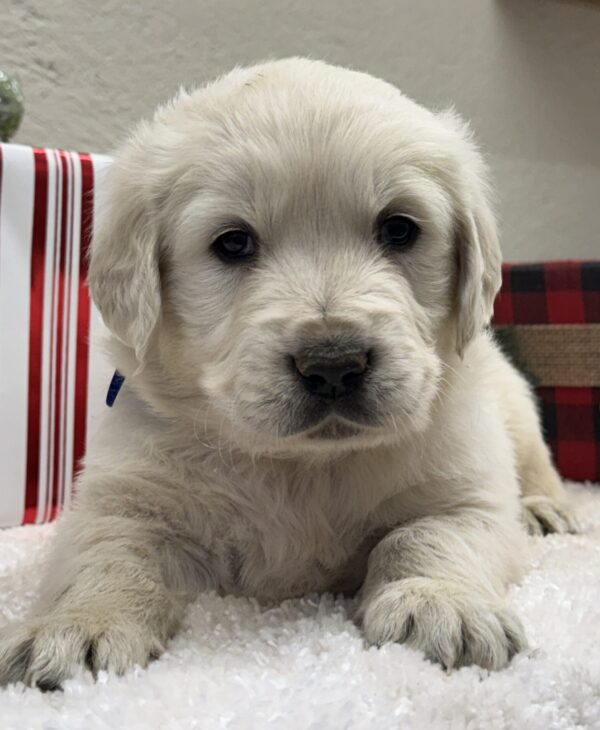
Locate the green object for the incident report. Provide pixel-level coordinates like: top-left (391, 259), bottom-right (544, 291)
top-left (0, 72), bottom-right (24, 142)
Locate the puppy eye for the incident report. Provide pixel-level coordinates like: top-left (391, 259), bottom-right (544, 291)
top-left (378, 215), bottom-right (420, 248)
top-left (212, 229), bottom-right (257, 262)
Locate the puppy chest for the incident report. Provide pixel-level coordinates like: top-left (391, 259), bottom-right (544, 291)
top-left (204, 459), bottom-right (395, 600)
top-left (217, 519), bottom-right (383, 601)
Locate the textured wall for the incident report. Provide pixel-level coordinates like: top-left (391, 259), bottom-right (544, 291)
top-left (3, 0), bottom-right (599, 260)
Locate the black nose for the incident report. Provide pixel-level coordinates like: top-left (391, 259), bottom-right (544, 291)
top-left (293, 350), bottom-right (369, 401)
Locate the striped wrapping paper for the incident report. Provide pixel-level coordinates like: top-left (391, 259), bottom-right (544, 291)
top-left (0, 143), bottom-right (113, 528)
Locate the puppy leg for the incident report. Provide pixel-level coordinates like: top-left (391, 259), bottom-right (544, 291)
top-left (356, 511), bottom-right (527, 670)
top-left (515, 429), bottom-right (579, 534)
top-left (0, 505), bottom-right (211, 689)
top-left (512, 398), bottom-right (579, 534)
top-left (494, 348), bottom-right (579, 534)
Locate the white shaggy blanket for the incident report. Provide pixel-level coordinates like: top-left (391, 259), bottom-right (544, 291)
top-left (1, 483), bottom-right (599, 730)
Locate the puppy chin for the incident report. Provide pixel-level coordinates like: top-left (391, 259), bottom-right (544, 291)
top-left (303, 417), bottom-right (364, 441)
top-left (232, 401), bottom-right (435, 458)
top-left (249, 422), bottom-right (393, 458)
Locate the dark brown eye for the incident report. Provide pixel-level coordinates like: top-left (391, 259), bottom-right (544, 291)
top-left (379, 215), bottom-right (420, 248)
top-left (212, 229), bottom-right (256, 262)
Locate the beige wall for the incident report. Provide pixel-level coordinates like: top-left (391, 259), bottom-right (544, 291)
top-left (3, 0), bottom-right (599, 261)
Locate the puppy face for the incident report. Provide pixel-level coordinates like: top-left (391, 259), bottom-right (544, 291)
top-left (89, 59), bottom-right (501, 454)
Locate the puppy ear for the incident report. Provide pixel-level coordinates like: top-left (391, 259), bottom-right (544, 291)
top-left (454, 194), bottom-right (502, 355)
top-left (88, 134), bottom-right (162, 368)
top-left (441, 113), bottom-right (502, 356)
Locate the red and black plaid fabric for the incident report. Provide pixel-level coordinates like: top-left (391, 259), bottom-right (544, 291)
top-left (537, 387), bottom-right (600, 483)
top-left (492, 260), bottom-right (600, 483)
top-left (493, 261), bottom-right (600, 326)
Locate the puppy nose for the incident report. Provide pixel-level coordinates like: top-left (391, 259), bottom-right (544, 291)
top-left (293, 350), bottom-right (369, 401)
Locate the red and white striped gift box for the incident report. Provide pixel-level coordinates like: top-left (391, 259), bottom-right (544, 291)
top-left (0, 143), bottom-right (113, 528)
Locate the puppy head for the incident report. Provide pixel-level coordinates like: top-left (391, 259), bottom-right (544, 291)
top-left (89, 58), bottom-right (501, 455)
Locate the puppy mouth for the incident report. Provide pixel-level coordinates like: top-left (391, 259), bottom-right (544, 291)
top-left (276, 388), bottom-right (387, 441)
top-left (299, 414), bottom-right (371, 440)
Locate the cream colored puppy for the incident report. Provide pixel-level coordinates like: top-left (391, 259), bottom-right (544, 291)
top-left (0, 58), bottom-right (577, 689)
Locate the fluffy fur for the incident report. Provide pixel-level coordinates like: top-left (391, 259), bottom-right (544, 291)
top-left (0, 58), bottom-right (577, 689)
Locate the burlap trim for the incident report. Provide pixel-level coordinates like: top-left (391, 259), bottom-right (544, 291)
top-left (494, 324), bottom-right (600, 387)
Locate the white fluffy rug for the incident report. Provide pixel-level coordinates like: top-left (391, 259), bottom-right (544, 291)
top-left (1, 483), bottom-right (600, 730)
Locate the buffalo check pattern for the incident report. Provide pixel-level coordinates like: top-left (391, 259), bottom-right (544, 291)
top-left (0, 143), bottom-right (597, 527)
top-left (493, 260), bottom-right (600, 483)
top-left (493, 261), bottom-right (600, 326)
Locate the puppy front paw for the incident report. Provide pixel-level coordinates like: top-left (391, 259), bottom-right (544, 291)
top-left (358, 577), bottom-right (526, 671)
top-left (521, 495), bottom-right (580, 536)
top-left (0, 612), bottom-right (165, 690)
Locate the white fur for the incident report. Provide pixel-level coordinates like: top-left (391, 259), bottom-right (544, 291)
top-left (0, 483), bottom-right (597, 727)
top-left (0, 58), bottom-right (577, 689)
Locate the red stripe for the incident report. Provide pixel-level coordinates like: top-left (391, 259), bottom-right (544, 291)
top-left (44, 152), bottom-right (61, 523)
top-left (50, 151), bottom-right (70, 519)
top-left (72, 153), bottom-right (94, 484)
top-left (24, 150), bottom-right (49, 524)
top-left (23, 506), bottom-right (38, 523)
top-left (58, 153), bottom-right (76, 514)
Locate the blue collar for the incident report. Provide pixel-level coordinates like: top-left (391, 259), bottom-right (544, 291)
top-left (106, 370), bottom-right (125, 407)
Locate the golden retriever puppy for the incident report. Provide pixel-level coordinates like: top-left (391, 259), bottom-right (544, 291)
top-left (0, 58), bottom-right (577, 690)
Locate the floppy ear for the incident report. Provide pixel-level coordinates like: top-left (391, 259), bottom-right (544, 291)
top-left (434, 116), bottom-right (501, 356)
top-left (436, 109), bottom-right (502, 355)
top-left (454, 192), bottom-right (502, 355)
top-left (88, 136), bottom-right (162, 369)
